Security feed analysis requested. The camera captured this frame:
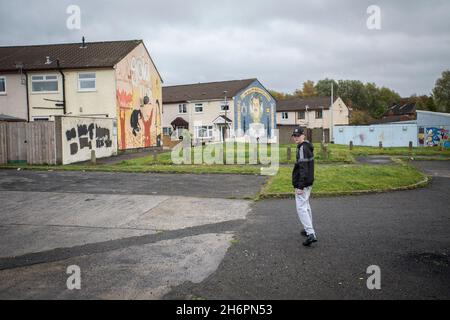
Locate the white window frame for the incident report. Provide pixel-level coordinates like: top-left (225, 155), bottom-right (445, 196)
top-left (78, 72), bottom-right (96, 92)
top-left (298, 111), bottom-right (305, 120)
top-left (282, 112), bottom-right (289, 119)
top-left (0, 76), bottom-right (6, 95)
top-left (195, 125), bottom-right (213, 139)
top-left (31, 74), bottom-right (59, 93)
top-left (195, 104), bottom-right (204, 113)
top-left (178, 104), bottom-right (187, 114)
top-left (315, 110), bottom-right (323, 119)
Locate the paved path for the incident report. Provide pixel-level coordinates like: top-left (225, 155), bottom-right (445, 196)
top-left (165, 161), bottom-right (450, 299)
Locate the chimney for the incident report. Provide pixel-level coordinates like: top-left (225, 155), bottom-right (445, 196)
top-left (80, 36), bottom-right (87, 48)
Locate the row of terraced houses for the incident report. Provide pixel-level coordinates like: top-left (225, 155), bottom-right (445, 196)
top-left (0, 39), bottom-right (350, 163)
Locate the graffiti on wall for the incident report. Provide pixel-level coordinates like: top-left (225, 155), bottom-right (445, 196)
top-left (116, 44), bottom-right (162, 150)
top-left (66, 123), bottom-right (113, 155)
top-left (418, 127), bottom-right (425, 145)
top-left (235, 83), bottom-right (276, 137)
top-left (425, 127), bottom-right (450, 148)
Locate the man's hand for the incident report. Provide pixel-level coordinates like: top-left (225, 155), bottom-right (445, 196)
top-left (295, 188), bottom-right (304, 195)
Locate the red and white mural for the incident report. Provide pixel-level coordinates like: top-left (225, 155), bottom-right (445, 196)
top-left (116, 43), bottom-right (162, 150)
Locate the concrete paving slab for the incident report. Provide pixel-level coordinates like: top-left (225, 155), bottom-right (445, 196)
top-left (0, 191), bottom-right (169, 228)
top-left (125, 196), bottom-right (252, 231)
top-left (0, 233), bottom-right (233, 300)
top-left (0, 225), bottom-right (154, 258)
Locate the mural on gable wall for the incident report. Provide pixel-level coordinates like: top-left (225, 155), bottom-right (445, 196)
top-left (116, 44), bottom-right (162, 150)
top-left (425, 127), bottom-right (450, 148)
top-left (234, 82), bottom-right (276, 138)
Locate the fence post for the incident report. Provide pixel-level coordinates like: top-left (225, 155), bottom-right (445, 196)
top-left (409, 141), bottom-right (413, 153)
top-left (321, 142), bottom-right (329, 160)
top-left (287, 146), bottom-right (291, 161)
top-left (91, 150), bottom-right (96, 165)
top-left (349, 141), bottom-right (353, 150)
top-left (0, 122), bottom-right (6, 165)
top-left (379, 141), bottom-right (383, 149)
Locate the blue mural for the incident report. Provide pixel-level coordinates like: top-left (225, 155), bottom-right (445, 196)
top-left (426, 127), bottom-right (450, 148)
top-left (234, 80), bottom-right (276, 138)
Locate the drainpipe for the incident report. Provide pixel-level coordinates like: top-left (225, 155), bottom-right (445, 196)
top-left (56, 59), bottom-right (66, 115)
top-left (24, 70), bottom-right (30, 122)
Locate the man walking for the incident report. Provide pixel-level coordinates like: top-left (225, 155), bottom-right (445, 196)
top-left (292, 127), bottom-right (317, 246)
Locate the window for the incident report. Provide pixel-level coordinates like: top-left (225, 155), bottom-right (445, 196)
top-left (31, 75), bottom-right (58, 93)
top-left (298, 111), bottom-right (305, 120)
top-left (163, 127), bottom-right (172, 136)
top-left (78, 73), bottom-right (96, 91)
top-left (195, 125), bottom-right (213, 139)
top-left (178, 104), bottom-right (187, 114)
top-left (195, 104), bottom-right (203, 113)
top-left (315, 110), bottom-right (323, 119)
top-left (0, 76), bottom-right (5, 94)
top-left (221, 104), bottom-right (229, 111)
top-left (281, 112), bottom-right (289, 119)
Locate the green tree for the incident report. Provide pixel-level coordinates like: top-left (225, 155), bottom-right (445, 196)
top-left (426, 95), bottom-right (437, 112)
top-left (433, 70), bottom-right (450, 113)
top-left (315, 78), bottom-right (338, 97)
top-left (337, 80), bottom-right (368, 110)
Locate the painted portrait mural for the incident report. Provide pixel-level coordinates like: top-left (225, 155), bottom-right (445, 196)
top-left (235, 81), bottom-right (276, 138)
top-left (116, 43), bottom-right (162, 150)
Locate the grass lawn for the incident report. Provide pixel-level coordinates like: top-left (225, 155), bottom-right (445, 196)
top-left (119, 143), bottom-right (449, 167)
top-left (262, 162), bottom-right (427, 196)
top-left (330, 143), bottom-right (450, 157)
top-left (120, 143), bottom-right (355, 166)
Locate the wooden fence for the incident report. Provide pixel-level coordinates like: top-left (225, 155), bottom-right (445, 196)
top-left (0, 121), bottom-right (56, 165)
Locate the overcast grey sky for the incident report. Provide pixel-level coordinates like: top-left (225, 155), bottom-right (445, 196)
top-left (1, 0), bottom-right (449, 96)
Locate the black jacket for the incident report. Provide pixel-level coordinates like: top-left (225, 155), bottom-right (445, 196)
top-left (292, 141), bottom-right (315, 189)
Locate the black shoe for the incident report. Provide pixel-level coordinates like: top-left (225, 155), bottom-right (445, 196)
top-left (303, 234), bottom-right (318, 246)
top-left (300, 230), bottom-right (308, 237)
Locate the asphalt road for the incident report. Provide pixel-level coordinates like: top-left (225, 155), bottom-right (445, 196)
top-left (165, 161), bottom-right (450, 300)
top-left (0, 170), bottom-right (266, 199)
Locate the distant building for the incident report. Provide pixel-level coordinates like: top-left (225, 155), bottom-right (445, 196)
top-left (377, 102), bottom-right (416, 124)
top-left (276, 96), bottom-right (349, 143)
top-left (0, 39), bottom-right (163, 151)
top-left (162, 79), bottom-right (277, 145)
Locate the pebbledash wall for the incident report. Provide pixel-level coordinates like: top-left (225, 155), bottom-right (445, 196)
top-left (55, 116), bottom-right (117, 164)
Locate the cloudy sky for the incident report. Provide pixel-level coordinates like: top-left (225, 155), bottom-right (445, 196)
top-left (1, 0), bottom-right (449, 96)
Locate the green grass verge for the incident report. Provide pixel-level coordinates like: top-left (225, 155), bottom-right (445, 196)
top-left (261, 162), bottom-right (427, 197)
top-left (331, 143), bottom-right (450, 157)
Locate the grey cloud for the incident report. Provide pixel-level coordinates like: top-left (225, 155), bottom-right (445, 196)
top-left (1, 0), bottom-right (449, 96)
